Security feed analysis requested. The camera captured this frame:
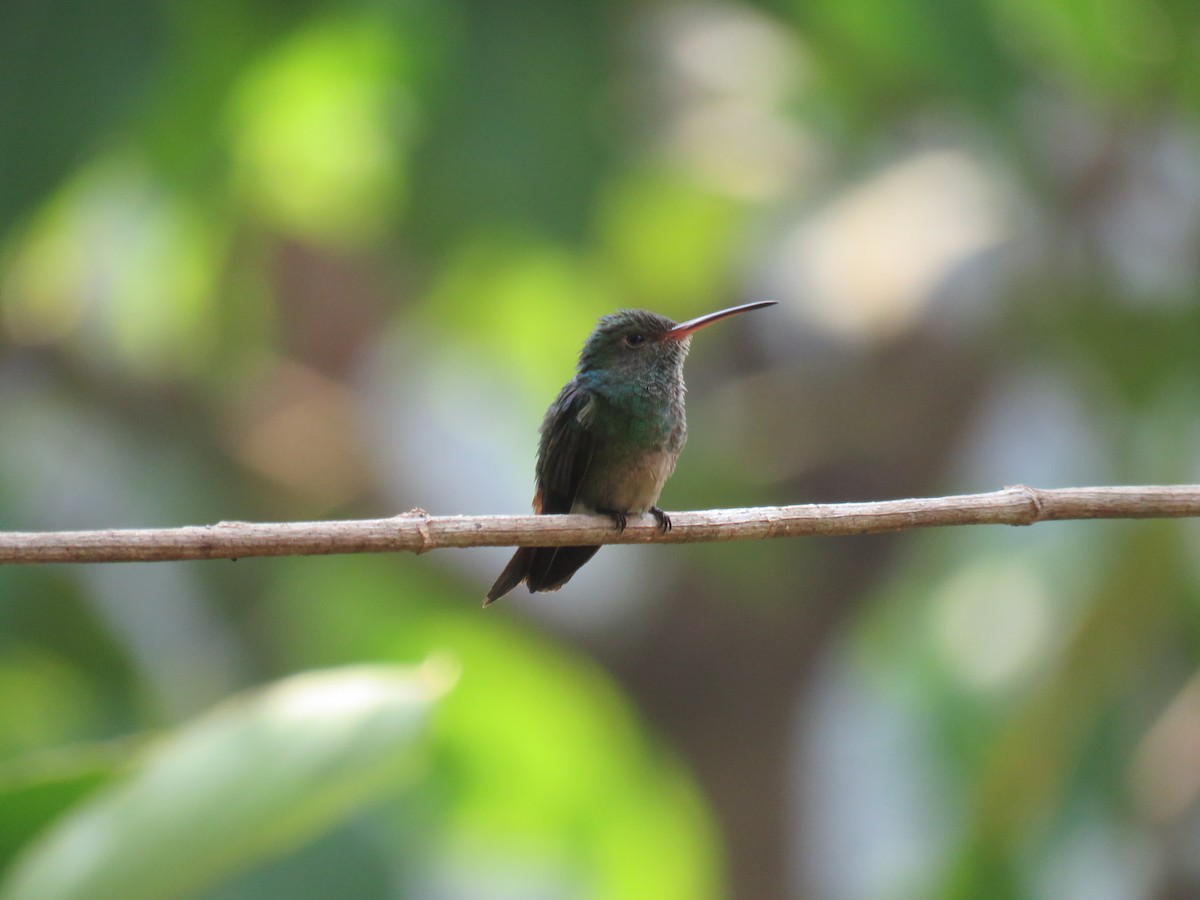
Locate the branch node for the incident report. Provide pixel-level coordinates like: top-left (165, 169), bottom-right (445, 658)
top-left (410, 509), bottom-right (434, 555)
top-left (1005, 484), bottom-right (1045, 525)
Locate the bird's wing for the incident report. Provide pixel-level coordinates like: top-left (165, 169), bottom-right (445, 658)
top-left (488, 383), bottom-right (601, 600)
top-left (534, 382), bottom-right (597, 515)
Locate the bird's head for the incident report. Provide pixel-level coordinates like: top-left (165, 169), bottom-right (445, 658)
top-left (576, 302), bottom-right (777, 382)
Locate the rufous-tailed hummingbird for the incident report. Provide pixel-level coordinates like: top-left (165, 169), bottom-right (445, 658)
top-left (486, 300), bottom-right (777, 605)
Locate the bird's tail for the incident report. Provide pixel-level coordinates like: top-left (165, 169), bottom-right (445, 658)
top-left (484, 545), bottom-right (601, 606)
top-left (527, 545), bottom-right (600, 593)
top-left (485, 547), bottom-right (535, 606)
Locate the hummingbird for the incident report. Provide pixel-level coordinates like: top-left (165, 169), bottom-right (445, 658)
top-left (485, 300), bottom-right (777, 605)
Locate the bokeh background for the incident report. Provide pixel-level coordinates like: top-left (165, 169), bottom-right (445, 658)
top-left (2, 0), bottom-right (1200, 898)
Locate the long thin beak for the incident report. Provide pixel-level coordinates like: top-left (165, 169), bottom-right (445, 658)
top-left (664, 300), bottom-right (778, 341)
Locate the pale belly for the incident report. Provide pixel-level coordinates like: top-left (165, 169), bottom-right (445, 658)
top-left (573, 446), bottom-right (679, 514)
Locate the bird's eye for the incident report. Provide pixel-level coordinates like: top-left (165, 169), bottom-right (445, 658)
top-left (625, 333), bottom-right (646, 347)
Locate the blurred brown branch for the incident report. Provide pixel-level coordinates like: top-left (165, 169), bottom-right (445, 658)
top-left (0, 485), bottom-right (1197, 565)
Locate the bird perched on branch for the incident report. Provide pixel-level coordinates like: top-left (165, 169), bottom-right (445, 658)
top-left (485, 301), bottom-right (777, 605)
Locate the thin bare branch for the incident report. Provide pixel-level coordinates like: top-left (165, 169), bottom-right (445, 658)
top-left (0, 485), bottom-right (1197, 566)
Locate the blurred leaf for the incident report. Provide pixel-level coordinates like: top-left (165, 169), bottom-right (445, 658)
top-left (0, 741), bottom-right (128, 872)
top-left (200, 818), bottom-right (395, 900)
top-left (595, 171), bottom-right (741, 312)
top-left (0, 664), bottom-right (449, 900)
top-left (267, 557), bottom-right (725, 899)
top-left (226, 13), bottom-right (414, 246)
top-left (421, 621), bottom-right (721, 900)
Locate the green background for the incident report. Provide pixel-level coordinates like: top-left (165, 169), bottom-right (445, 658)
top-left (2, 0), bottom-right (1199, 897)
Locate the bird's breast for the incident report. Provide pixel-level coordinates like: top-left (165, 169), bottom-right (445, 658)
top-left (573, 382), bottom-right (687, 514)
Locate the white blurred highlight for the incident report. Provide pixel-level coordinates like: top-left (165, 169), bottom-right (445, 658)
top-left (769, 150), bottom-right (1009, 341)
top-left (1131, 674), bottom-right (1200, 823)
top-left (931, 558), bottom-right (1053, 694)
top-left (639, 2), bottom-right (815, 200)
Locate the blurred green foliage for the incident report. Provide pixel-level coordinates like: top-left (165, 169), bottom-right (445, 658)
top-left (1, 0), bottom-right (1199, 897)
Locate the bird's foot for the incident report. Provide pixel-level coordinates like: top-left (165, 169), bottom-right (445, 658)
top-left (649, 507), bottom-right (672, 533)
top-left (596, 507), bottom-right (628, 532)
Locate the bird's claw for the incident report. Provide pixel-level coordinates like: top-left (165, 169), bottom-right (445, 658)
top-left (597, 507), bottom-right (670, 533)
top-left (597, 507), bottom-right (628, 532)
